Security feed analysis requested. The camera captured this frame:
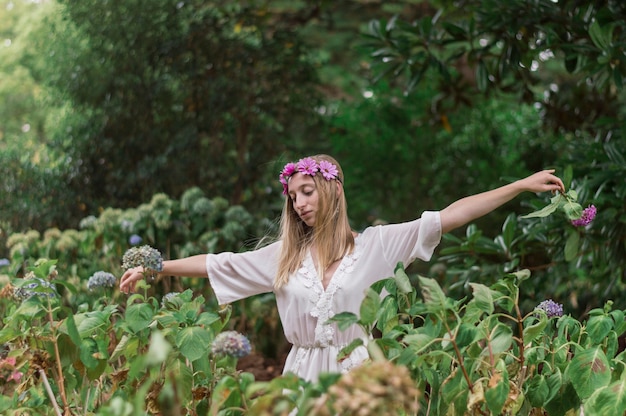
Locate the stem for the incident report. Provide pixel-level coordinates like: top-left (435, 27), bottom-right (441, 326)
top-left (443, 320), bottom-right (474, 394)
top-left (47, 299), bottom-right (70, 414)
top-left (39, 369), bottom-right (63, 416)
top-left (514, 296), bottom-right (527, 386)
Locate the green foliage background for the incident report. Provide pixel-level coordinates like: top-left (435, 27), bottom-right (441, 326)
top-left (0, 0), bottom-right (625, 363)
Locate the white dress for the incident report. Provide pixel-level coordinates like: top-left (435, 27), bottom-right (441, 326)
top-left (206, 211), bottom-right (442, 382)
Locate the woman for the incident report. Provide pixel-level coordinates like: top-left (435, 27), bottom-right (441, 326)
top-left (120, 154), bottom-right (564, 382)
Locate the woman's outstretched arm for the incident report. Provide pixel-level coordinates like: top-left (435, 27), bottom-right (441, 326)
top-left (439, 169), bottom-right (565, 234)
top-left (119, 254), bottom-right (208, 294)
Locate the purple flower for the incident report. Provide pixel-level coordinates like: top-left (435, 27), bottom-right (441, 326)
top-left (129, 234), bottom-right (143, 246)
top-left (211, 331), bottom-right (252, 358)
top-left (296, 157), bottom-right (319, 176)
top-left (571, 205), bottom-right (597, 227)
top-left (319, 160), bottom-right (339, 180)
top-left (535, 299), bottom-right (564, 318)
top-left (0, 258), bottom-right (10, 267)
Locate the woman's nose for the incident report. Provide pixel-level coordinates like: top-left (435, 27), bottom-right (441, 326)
top-left (294, 196), bottom-right (306, 209)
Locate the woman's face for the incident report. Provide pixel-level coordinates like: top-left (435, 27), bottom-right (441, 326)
top-left (287, 173), bottom-right (319, 227)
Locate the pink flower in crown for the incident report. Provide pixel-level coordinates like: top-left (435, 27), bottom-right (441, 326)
top-left (318, 160), bottom-right (339, 180)
top-left (296, 157), bottom-right (319, 175)
top-left (280, 162), bottom-right (297, 194)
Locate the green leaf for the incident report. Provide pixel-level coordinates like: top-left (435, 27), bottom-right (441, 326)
top-left (523, 316), bottom-right (548, 343)
top-left (110, 334), bottom-right (139, 362)
top-left (403, 330), bottom-right (436, 353)
top-left (485, 359), bottom-right (509, 415)
top-left (589, 20), bottom-right (612, 51)
top-left (562, 197), bottom-right (583, 220)
top-left (327, 311), bottom-right (359, 331)
top-left (476, 60), bottom-right (488, 92)
top-left (584, 379), bottom-right (626, 415)
top-left (587, 315), bottom-right (613, 344)
top-left (393, 264), bottom-right (413, 294)
top-left (64, 312), bottom-right (82, 347)
top-left (455, 323), bottom-right (478, 349)
top-left (527, 374), bottom-right (550, 408)
top-left (376, 295), bottom-right (399, 333)
top-left (418, 275), bottom-right (448, 314)
top-left (0, 326), bottom-right (21, 344)
top-left (563, 165), bottom-right (574, 190)
top-left (80, 338), bottom-right (100, 369)
top-left (566, 346), bottom-right (611, 399)
top-left (209, 375), bottom-right (239, 414)
top-left (440, 368), bottom-right (469, 416)
top-left (360, 288), bottom-right (381, 327)
top-left (501, 213), bottom-right (516, 251)
top-left (485, 323), bottom-right (513, 356)
top-left (176, 326), bottom-right (211, 362)
top-left (564, 229), bottom-right (580, 261)
top-left (545, 369), bottom-right (563, 404)
top-left (338, 338), bottom-right (364, 362)
top-left (520, 200), bottom-right (560, 219)
top-left (468, 283), bottom-right (495, 315)
top-left (125, 303), bottom-right (154, 333)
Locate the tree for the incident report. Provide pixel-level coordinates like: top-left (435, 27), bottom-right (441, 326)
top-left (361, 0), bottom-right (626, 311)
top-left (20, 0), bottom-right (325, 222)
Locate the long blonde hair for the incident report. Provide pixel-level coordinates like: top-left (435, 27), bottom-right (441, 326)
top-left (274, 155), bottom-right (354, 288)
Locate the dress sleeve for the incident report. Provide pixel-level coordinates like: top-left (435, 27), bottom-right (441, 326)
top-left (205, 241), bottom-right (279, 305)
top-left (375, 211), bottom-right (442, 268)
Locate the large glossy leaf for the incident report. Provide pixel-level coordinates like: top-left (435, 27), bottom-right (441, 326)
top-left (584, 379), bottom-right (626, 415)
top-left (565, 346), bottom-right (611, 399)
top-left (176, 326), bottom-right (211, 362)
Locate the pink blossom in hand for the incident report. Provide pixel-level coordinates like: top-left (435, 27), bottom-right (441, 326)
top-left (571, 205), bottom-right (597, 227)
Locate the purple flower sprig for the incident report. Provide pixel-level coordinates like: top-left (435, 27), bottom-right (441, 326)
top-left (571, 204), bottom-right (597, 227)
top-left (535, 299), bottom-right (564, 319)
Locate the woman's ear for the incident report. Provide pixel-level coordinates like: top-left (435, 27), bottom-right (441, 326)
top-left (335, 181), bottom-right (342, 198)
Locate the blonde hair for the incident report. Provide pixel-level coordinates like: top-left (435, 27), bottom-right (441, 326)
top-left (274, 155), bottom-right (354, 288)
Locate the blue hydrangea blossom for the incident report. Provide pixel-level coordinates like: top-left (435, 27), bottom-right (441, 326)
top-left (211, 331), bottom-right (252, 358)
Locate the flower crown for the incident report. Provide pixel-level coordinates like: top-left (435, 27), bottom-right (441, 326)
top-left (279, 157), bottom-right (340, 195)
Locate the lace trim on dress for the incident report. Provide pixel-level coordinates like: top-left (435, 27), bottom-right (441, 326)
top-left (299, 238), bottom-right (362, 348)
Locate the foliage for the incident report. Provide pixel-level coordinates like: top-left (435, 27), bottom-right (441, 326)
top-left (2, 224), bottom-right (625, 415)
top-left (329, 80), bottom-right (569, 228)
top-left (329, 265), bottom-right (626, 415)
top-left (364, 0), bottom-right (626, 125)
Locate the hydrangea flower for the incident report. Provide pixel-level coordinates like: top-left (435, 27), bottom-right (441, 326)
top-left (0, 258), bottom-right (10, 267)
top-left (535, 299), bottom-right (564, 318)
top-left (13, 278), bottom-right (58, 301)
top-left (211, 331), bottom-right (252, 358)
top-left (161, 292), bottom-right (180, 308)
top-left (129, 234), bottom-right (143, 246)
top-left (122, 245), bottom-right (163, 272)
top-left (571, 204), bottom-right (597, 227)
top-left (87, 271), bottom-right (117, 291)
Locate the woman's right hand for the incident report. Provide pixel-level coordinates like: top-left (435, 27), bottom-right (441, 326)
top-left (119, 266), bottom-right (149, 294)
